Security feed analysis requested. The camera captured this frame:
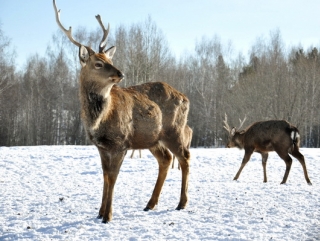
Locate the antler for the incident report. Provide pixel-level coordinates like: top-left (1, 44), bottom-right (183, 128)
top-left (95, 15), bottom-right (110, 53)
top-left (53, 0), bottom-right (81, 47)
top-left (237, 115), bottom-right (247, 130)
top-left (223, 113), bottom-right (231, 133)
top-left (224, 114), bottom-right (247, 132)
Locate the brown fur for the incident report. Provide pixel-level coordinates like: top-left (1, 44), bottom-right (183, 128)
top-left (53, 2), bottom-right (192, 223)
top-left (172, 125), bottom-right (193, 169)
top-left (225, 120), bottom-right (311, 185)
top-left (80, 53), bottom-right (192, 223)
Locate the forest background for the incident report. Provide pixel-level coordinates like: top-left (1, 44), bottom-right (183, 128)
top-left (0, 17), bottom-right (319, 147)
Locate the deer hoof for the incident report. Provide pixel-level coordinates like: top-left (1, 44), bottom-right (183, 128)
top-left (101, 219), bottom-right (109, 224)
top-left (176, 205), bottom-right (186, 211)
top-left (143, 207), bottom-right (151, 211)
top-left (307, 182), bottom-right (312, 186)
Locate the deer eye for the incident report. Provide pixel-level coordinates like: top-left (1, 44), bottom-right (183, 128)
top-left (94, 62), bottom-right (103, 69)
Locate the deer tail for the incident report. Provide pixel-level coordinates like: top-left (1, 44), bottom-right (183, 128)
top-left (290, 128), bottom-right (300, 148)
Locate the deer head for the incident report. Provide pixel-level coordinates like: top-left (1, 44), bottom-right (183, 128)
top-left (223, 113), bottom-right (246, 148)
top-left (53, 0), bottom-right (124, 89)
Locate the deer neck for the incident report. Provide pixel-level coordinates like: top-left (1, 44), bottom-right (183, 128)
top-left (235, 133), bottom-right (245, 149)
top-left (79, 75), bottom-right (115, 128)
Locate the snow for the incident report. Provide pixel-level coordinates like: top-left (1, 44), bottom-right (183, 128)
top-left (0, 146), bottom-right (319, 240)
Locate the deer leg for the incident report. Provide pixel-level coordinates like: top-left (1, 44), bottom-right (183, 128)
top-left (275, 149), bottom-right (293, 184)
top-left (233, 150), bottom-right (253, 181)
top-left (130, 149), bottom-right (142, 158)
top-left (164, 142), bottom-right (190, 209)
top-left (165, 125), bottom-right (192, 210)
top-left (281, 158), bottom-right (292, 185)
top-left (175, 153), bottom-right (190, 210)
top-left (261, 153), bottom-right (268, 183)
top-left (144, 145), bottom-right (172, 211)
top-left (171, 155), bottom-right (181, 170)
top-left (130, 150), bottom-right (135, 158)
top-left (171, 155), bottom-right (175, 169)
top-left (97, 148), bottom-right (125, 223)
top-left (291, 148), bottom-right (312, 185)
top-left (171, 147), bottom-right (190, 210)
top-left (174, 126), bottom-right (192, 208)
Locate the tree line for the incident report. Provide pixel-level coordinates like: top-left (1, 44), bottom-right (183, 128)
top-left (0, 18), bottom-right (319, 147)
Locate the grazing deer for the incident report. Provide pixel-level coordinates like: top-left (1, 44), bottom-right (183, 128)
top-left (223, 114), bottom-right (312, 185)
top-left (53, 0), bottom-right (192, 223)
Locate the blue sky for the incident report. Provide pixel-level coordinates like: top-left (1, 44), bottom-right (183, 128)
top-left (1, 0), bottom-right (320, 69)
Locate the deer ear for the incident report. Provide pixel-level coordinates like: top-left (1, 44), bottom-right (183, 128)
top-left (104, 46), bottom-right (116, 59)
top-left (79, 45), bottom-right (90, 67)
top-left (230, 127), bottom-right (236, 136)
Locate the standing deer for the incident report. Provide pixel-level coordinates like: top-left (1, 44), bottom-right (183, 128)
top-left (223, 114), bottom-right (312, 185)
top-left (53, 0), bottom-right (192, 223)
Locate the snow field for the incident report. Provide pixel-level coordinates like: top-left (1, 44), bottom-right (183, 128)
top-left (0, 146), bottom-right (319, 240)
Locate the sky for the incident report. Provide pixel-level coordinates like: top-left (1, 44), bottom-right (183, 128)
top-left (1, 0), bottom-right (320, 69)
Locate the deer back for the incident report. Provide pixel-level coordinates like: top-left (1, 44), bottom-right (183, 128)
top-left (128, 82), bottom-right (190, 129)
top-left (240, 120), bottom-right (299, 152)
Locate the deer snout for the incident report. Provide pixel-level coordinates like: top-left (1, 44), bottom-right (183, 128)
top-left (117, 71), bottom-right (124, 79)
